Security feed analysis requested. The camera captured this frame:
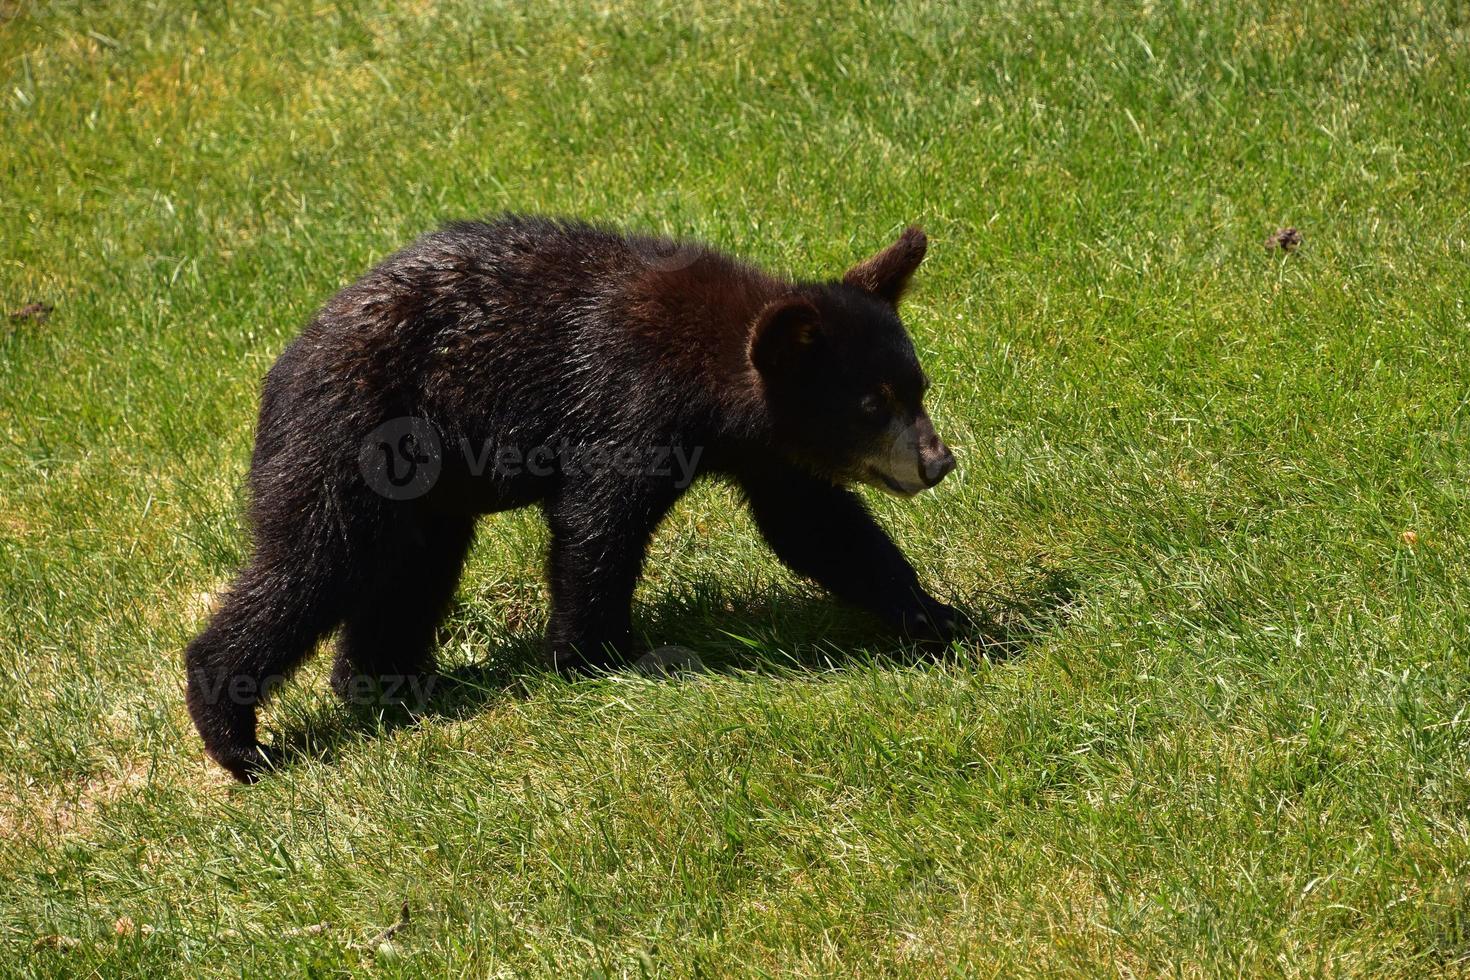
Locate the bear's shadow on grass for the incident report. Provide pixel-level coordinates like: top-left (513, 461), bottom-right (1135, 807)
top-left (266, 568), bottom-right (1079, 772)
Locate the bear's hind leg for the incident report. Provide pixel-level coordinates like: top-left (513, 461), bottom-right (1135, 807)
top-left (542, 480), bottom-right (678, 674)
top-left (185, 549), bottom-right (351, 783)
top-left (330, 510), bottom-right (476, 709)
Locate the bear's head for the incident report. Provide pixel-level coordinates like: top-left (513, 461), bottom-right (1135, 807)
top-left (749, 227), bottom-right (956, 496)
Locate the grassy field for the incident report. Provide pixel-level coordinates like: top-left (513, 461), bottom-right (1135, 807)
top-left (4, 0), bottom-right (1470, 974)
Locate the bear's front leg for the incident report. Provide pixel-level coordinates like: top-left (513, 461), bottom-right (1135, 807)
top-left (542, 478), bottom-right (679, 674)
top-left (741, 465), bottom-right (957, 644)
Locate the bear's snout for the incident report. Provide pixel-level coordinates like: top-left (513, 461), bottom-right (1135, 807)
top-left (916, 415), bottom-right (955, 488)
top-left (862, 411), bottom-right (955, 496)
top-left (921, 437), bottom-right (956, 488)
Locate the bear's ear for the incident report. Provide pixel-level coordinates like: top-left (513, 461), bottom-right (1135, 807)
top-left (749, 295), bottom-right (821, 379)
top-left (842, 226), bottom-right (927, 305)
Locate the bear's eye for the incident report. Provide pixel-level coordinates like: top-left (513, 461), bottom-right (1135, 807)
top-left (860, 394), bottom-right (884, 418)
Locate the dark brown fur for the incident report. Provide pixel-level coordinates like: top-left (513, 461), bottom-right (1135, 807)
top-left (185, 215), bottom-right (957, 782)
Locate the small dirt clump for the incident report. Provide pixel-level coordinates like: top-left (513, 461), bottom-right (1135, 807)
top-left (1265, 227), bottom-right (1302, 252)
top-left (8, 301), bottom-right (53, 323)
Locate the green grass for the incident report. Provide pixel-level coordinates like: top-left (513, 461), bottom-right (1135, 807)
top-left (3, 0), bottom-right (1470, 973)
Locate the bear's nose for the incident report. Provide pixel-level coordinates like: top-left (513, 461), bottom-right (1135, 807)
top-left (922, 443), bottom-right (956, 487)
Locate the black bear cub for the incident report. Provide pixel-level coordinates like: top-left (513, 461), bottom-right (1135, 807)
top-left (186, 216), bottom-right (958, 782)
